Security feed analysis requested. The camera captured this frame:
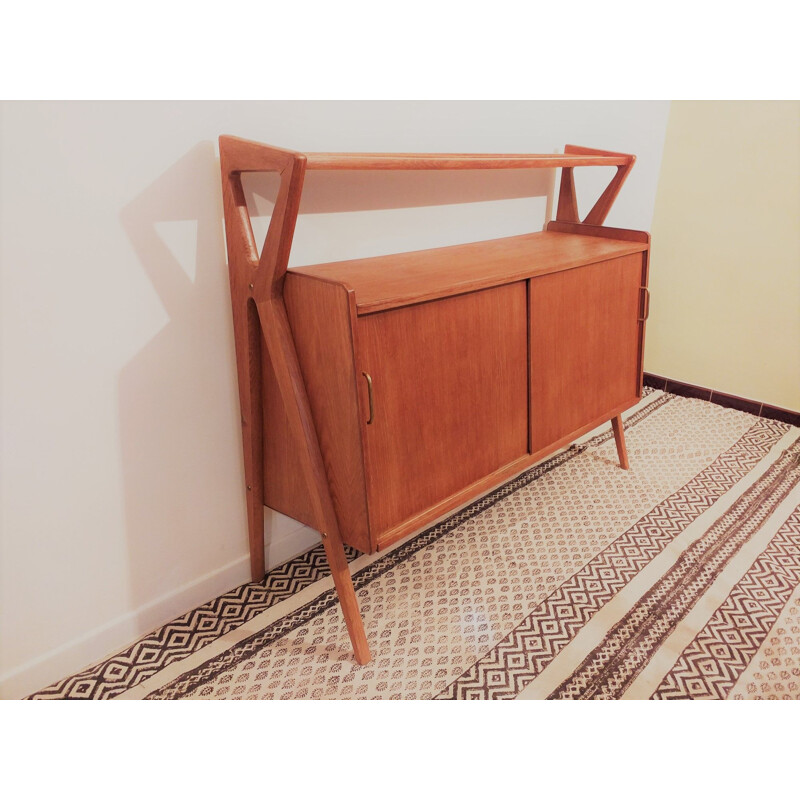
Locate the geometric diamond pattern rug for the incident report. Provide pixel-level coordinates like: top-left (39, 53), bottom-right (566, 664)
top-left (28, 390), bottom-right (800, 700)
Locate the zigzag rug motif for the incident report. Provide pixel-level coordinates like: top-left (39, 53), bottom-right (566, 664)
top-left (436, 417), bottom-right (789, 699)
top-left (27, 544), bottom-right (361, 700)
top-left (652, 507), bottom-right (800, 699)
top-left (549, 439), bottom-right (800, 700)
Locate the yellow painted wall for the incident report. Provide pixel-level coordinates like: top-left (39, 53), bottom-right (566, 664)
top-left (646, 101), bottom-right (800, 411)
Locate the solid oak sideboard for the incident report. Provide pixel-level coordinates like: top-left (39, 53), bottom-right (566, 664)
top-left (219, 137), bottom-right (651, 664)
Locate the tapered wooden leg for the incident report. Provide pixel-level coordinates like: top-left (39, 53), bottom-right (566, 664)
top-left (321, 531), bottom-right (371, 665)
top-left (259, 299), bottom-right (371, 664)
top-left (611, 414), bottom-right (629, 470)
top-left (231, 300), bottom-right (266, 582)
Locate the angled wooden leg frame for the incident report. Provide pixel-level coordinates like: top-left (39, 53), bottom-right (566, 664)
top-left (218, 137), bottom-right (636, 665)
top-left (219, 136), bottom-right (370, 664)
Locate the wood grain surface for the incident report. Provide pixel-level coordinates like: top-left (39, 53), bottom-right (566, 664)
top-left (546, 220), bottom-right (651, 244)
top-left (529, 254), bottom-right (644, 453)
top-left (291, 232), bottom-right (647, 315)
top-left (357, 283), bottom-right (529, 536)
top-left (283, 275), bottom-right (371, 552)
top-left (612, 415), bottom-right (630, 470)
top-left (303, 152), bottom-right (632, 170)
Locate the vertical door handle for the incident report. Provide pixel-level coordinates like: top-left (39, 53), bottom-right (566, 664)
top-left (361, 371), bottom-right (374, 425)
top-left (638, 287), bottom-right (650, 322)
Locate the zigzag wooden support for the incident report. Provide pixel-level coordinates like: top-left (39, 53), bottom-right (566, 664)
top-left (217, 135), bottom-right (638, 665)
top-left (219, 135), bottom-right (370, 664)
top-left (555, 144), bottom-right (636, 225)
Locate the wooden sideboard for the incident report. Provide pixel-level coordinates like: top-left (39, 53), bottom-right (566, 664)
top-left (219, 137), bottom-right (650, 664)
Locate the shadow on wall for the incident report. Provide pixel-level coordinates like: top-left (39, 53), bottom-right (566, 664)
top-left (118, 141), bottom-right (243, 631)
top-left (117, 141), bottom-right (556, 631)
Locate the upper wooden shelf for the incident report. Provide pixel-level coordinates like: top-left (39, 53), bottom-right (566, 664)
top-left (302, 152), bottom-right (632, 170)
top-left (218, 136), bottom-right (635, 174)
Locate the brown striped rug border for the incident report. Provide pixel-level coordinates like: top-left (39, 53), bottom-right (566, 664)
top-left (436, 416), bottom-right (790, 699)
top-left (652, 505), bottom-right (800, 700)
top-left (550, 438), bottom-right (800, 700)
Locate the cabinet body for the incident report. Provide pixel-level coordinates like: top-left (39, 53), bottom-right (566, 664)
top-left (264, 231), bottom-right (649, 554)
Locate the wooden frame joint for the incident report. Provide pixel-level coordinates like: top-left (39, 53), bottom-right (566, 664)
top-left (555, 145), bottom-right (635, 226)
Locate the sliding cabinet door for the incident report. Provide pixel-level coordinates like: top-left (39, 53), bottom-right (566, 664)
top-left (529, 253), bottom-right (645, 454)
top-left (357, 282), bottom-right (529, 538)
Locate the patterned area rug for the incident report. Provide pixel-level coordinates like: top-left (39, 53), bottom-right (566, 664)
top-left (29, 390), bottom-right (800, 700)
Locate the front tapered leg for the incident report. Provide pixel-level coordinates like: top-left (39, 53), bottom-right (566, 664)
top-left (320, 531), bottom-right (371, 665)
top-left (258, 298), bottom-right (370, 664)
top-left (611, 414), bottom-right (629, 470)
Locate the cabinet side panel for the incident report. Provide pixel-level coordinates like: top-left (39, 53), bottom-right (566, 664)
top-left (261, 343), bottom-right (319, 531)
top-left (358, 283), bottom-right (529, 536)
top-left (530, 254), bottom-right (643, 453)
top-left (282, 274), bottom-right (371, 553)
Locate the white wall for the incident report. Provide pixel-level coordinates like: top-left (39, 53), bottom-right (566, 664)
top-left (0, 101), bottom-right (670, 698)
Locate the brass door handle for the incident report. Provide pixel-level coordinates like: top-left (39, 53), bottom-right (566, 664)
top-left (639, 287), bottom-right (650, 322)
top-left (362, 371), bottom-right (374, 425)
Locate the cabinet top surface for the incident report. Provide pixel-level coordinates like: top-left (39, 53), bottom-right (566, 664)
top-left (288, 231), bottom-right (648, 315)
